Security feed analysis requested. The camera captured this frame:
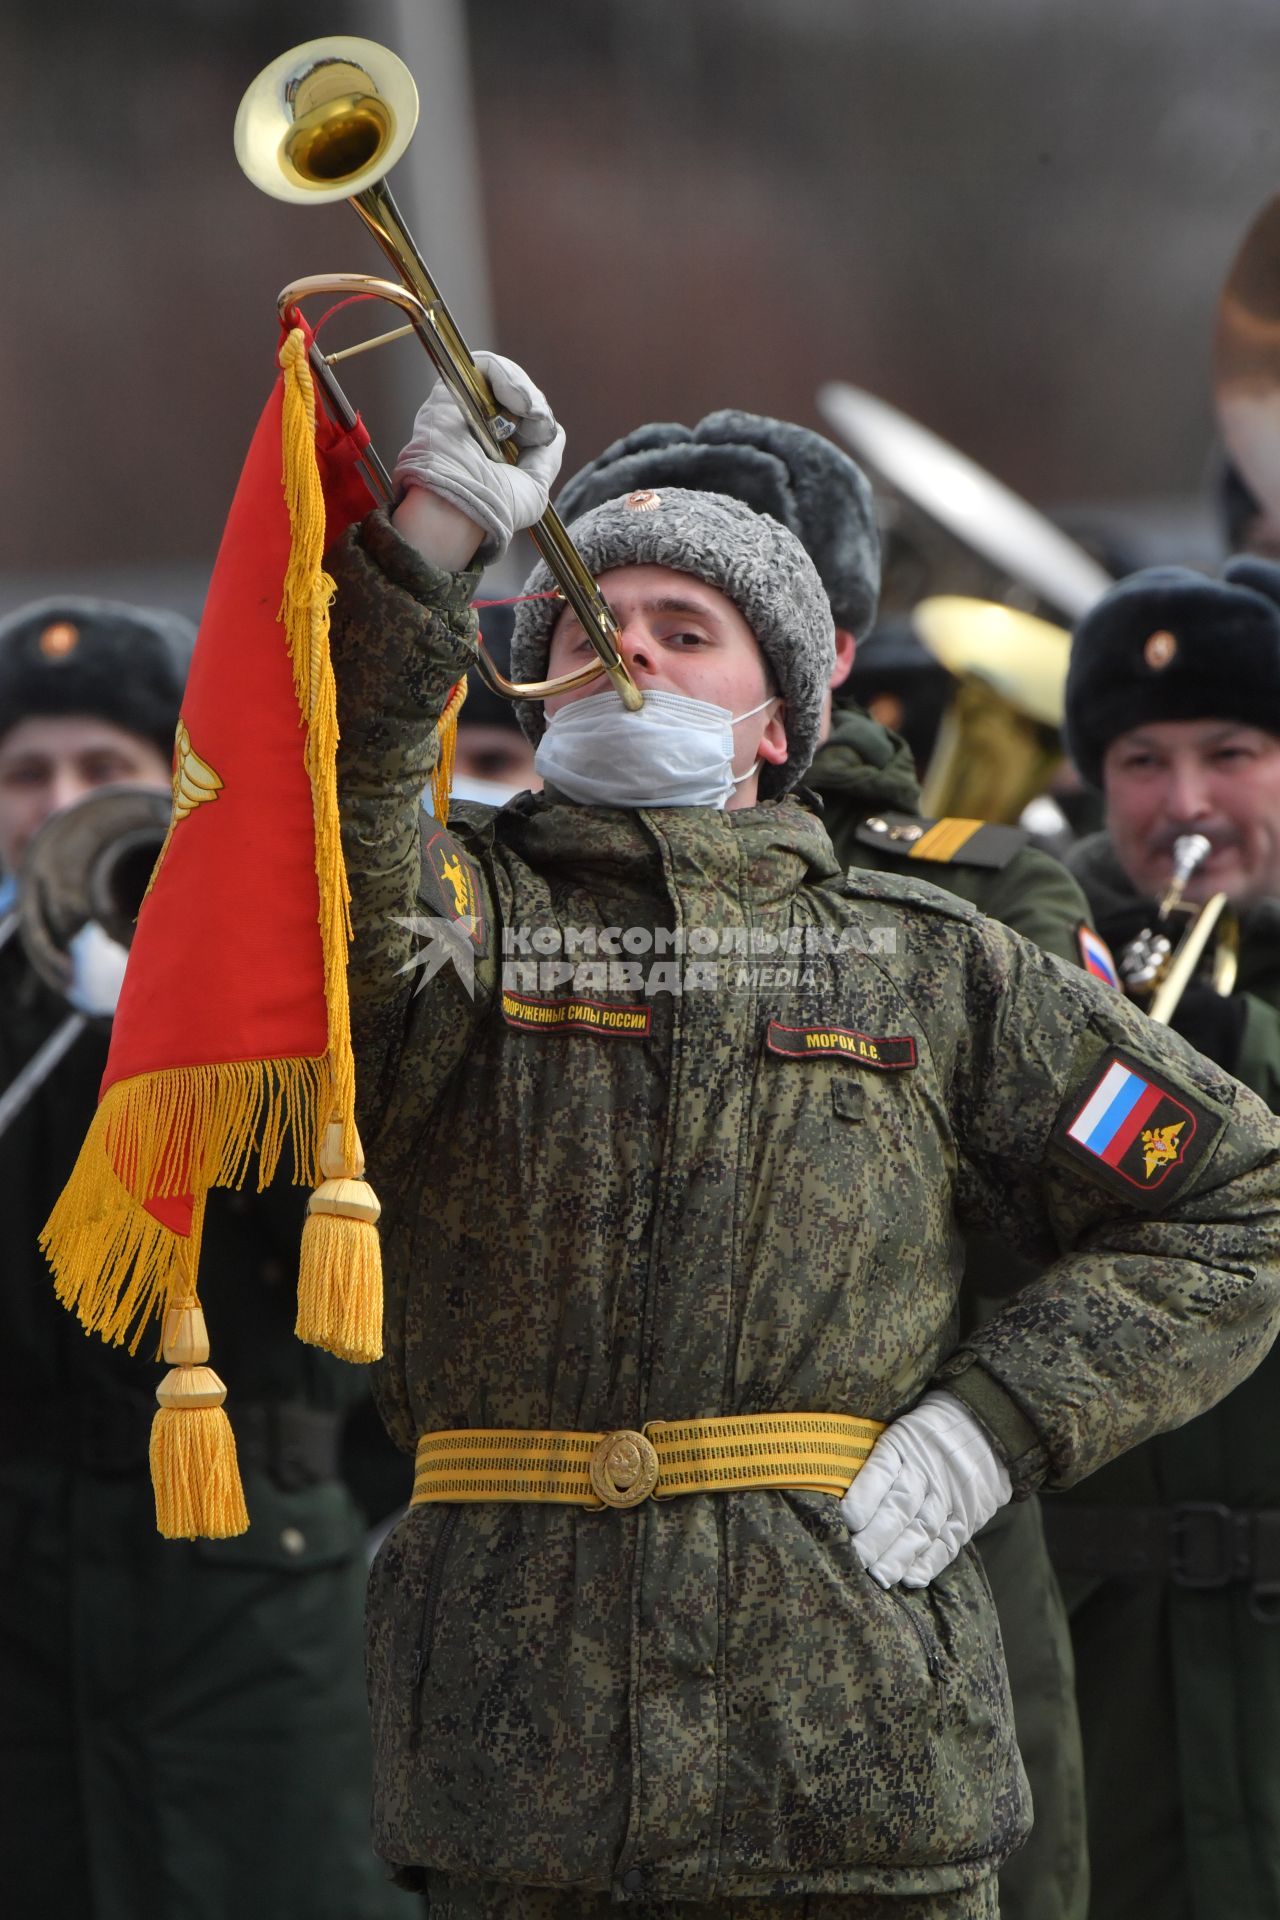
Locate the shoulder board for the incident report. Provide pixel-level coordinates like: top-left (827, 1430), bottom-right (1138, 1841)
top-left (840, 866), bottom-right (981, 923)
top-left (854, 811), bottom-right (1028, 871)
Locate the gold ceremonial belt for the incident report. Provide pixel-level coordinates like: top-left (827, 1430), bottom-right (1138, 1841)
top-left (412, 1413), bottom-right (887, 1511)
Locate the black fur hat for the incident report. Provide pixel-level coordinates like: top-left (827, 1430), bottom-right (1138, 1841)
top-left (0, 596), bottom-right (193, 757)
top-left (554, 410), bottom-right (881, 640)
top-left (1064, 562), bottom-right (1280, 788)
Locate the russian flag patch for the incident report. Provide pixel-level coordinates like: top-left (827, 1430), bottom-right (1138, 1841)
top-left (1053, 1049), bottom-right (1224, 1206)
top-left (1077, 923), bottom-right (1121, 991)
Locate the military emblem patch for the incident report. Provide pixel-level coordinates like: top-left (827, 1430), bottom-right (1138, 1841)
top-left (766, 1021), bottom-right (917, 1069)
top-left (501, 992), bottom-right (651, 1038)
top-left (1053, 1048), bottom-right (1223, 1205)
top-left (423, 827), bottom-right (485, 948)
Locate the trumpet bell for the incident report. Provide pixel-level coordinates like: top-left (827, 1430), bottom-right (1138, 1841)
top-left (234, 36), bottom-right (419, 206)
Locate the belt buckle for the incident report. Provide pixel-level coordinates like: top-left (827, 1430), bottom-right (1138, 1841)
top-left (1170, 1502), bottom-right (1248, 1588)
top-left (589, 1429), bottom-right (659, 1509)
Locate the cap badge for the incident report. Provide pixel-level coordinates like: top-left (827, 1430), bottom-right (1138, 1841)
top-left (625, 489), bottom-right (661, 512)
top-left (38, 621), bottom-right (79, 658)
top-left (1144, 629), bottom-right (1177, 669)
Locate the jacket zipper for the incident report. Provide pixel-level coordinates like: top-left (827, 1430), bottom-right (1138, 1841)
top-left (410, 1506), bottom-right (460, 1746)
top-left (890, 1588), bottom-right (942, 1680)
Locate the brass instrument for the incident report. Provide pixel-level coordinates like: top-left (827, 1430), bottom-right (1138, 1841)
top-left (234, 37), bottom-right (642, 711)
top-left (816, 384), bottom-right (1113, 825)
top-left (0, 785), bottom-right (171, 1140)
top-left (815, 382), bottom-right (1114, 625)
top-left (912, 597), bottom-right (1069, 824)
top-left (1213, 190), bottom-right (1280, 533)
top-left (1118, 833), bottom-right (1239, 1026)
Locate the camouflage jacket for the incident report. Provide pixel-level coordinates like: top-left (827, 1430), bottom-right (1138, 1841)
top-left (332, 511), bottom-right (1280, 1902)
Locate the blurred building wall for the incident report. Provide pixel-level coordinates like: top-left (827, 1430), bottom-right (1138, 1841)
top-left (4, 0), bottom-right (1280, 617)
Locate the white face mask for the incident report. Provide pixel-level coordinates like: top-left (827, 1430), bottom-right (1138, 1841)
top-left (533, 688), bottom-right (776, 809)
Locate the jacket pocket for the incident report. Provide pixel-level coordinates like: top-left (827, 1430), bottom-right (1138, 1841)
top-left (720, 1495), bottom-right (1023, 1881)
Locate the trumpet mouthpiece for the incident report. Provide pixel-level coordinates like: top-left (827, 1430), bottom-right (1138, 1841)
top-left (1172, 832), bottom-right (1212, 881)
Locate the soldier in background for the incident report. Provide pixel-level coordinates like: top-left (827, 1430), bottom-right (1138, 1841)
top-left (840, 619), bottom-right (952, 784)
top-left (0, 598), bottom-right (403, 1919)
top-left (1048, 560), bottom-right (1280, 1920)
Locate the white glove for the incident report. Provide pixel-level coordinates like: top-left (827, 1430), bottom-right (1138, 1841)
top-left (66, 919), bottom-right (129, 1017)
top-left (392, 350), bottom-right (565, 562)
top-left (840, 1390), bottom-right (1012, 1589)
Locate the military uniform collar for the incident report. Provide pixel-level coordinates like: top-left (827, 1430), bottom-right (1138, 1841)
top-left (807, 704), bottom-right (922, 817)
top-left (499, 789), bottom-right (842, 902)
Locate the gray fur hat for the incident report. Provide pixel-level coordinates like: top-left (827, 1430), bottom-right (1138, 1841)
top-left (553, 409), bottom-right (881, 639)
top-left (510, 487), bottom-right (836, 797)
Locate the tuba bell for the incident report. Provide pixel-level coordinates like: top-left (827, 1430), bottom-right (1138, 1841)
top-left (815, 382), bottom-right (1114, 825)
top-left (233, 36), bottom-right (643, 712)
top-left (0, 784), bottom-right (171, 1140)
top-left (1213, 189), bottom-right (1280, 540)
top-left (910, 597), bottom-right (1070, 824)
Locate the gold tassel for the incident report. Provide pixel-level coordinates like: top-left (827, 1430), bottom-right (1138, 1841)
top-left (149, 1295), bottom-right (248, 1539)
top-left (41, 1055), bottom-right (325, 1352)
top-left (430, 677), bottom-right (468, 827)
top-left (296, 1118), bottom-right (383, 1363)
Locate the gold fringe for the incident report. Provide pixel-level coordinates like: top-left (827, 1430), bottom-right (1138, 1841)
top-left (277, 330), bottom-right (384, 1364)
top-left (40, 1058), bottom-right (326, 1352)
top-left (296, 1210), bottom-right (384, 1363)
top-left (278, 329), bottom-right (356, 1170)
top-left (431, 677), bottom-right (469, 827)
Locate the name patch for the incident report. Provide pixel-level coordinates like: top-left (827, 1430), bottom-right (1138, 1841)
top-left (501, 991), bottom-right (652, 1038)
top-left (766, 1021), bottom-right (917, 1069)
top-left (424, 828), bottom-right (485, 948)
top-left (1054, 1048), bottom-right (1223, 1205)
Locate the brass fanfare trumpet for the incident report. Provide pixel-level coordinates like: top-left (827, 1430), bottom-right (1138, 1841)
top-left (1118, 833), bottom-right (1239, 1025)
top-left (234, 37), bottom-right (642, 712)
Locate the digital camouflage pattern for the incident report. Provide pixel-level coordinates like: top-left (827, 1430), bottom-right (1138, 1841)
top-left (810, 700), bottom-right (1095, 1920)
top-left (331, 510), bottom-right (1280, 1905)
